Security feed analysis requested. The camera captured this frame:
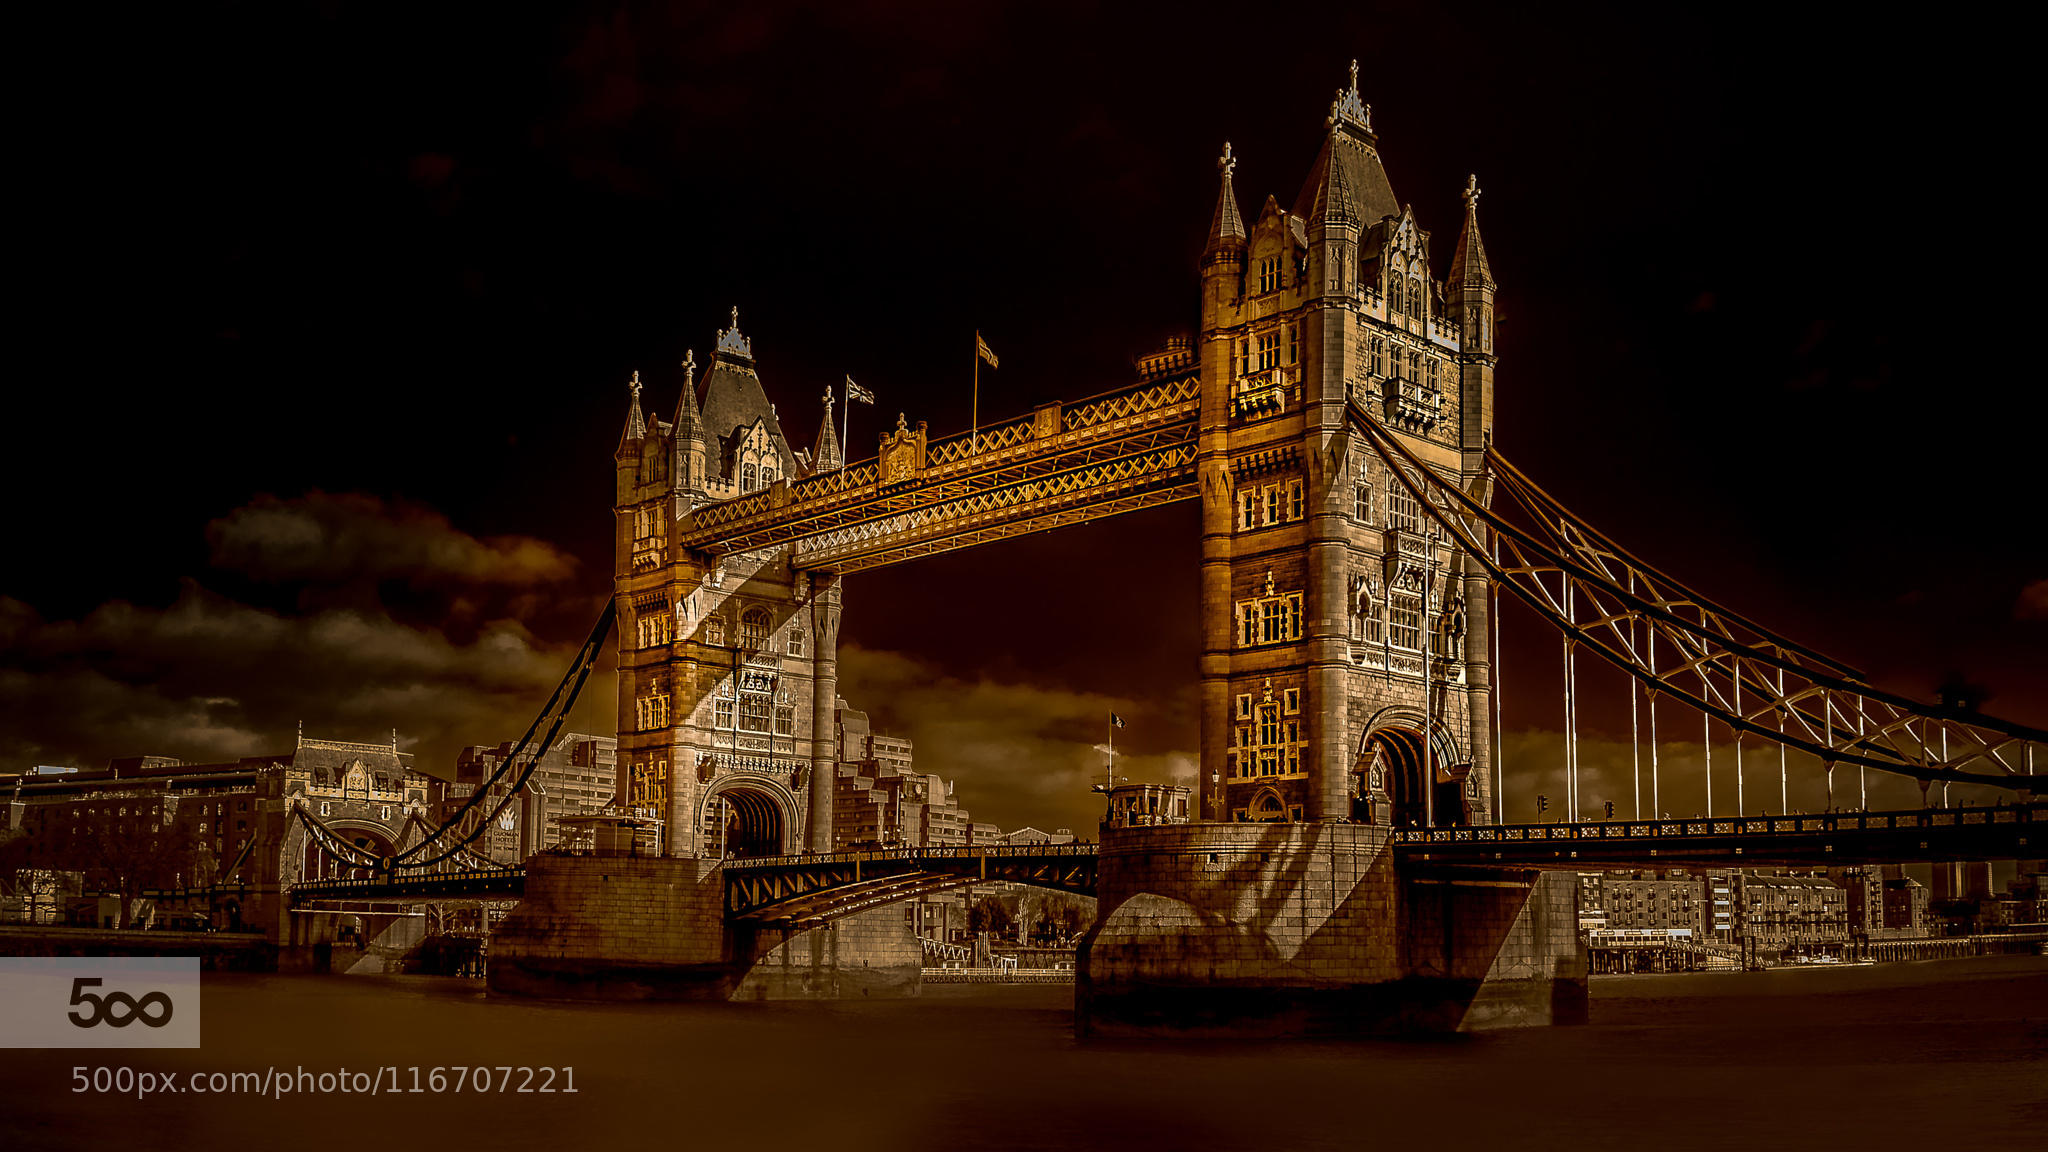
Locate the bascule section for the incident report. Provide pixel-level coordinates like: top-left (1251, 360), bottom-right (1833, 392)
top-left (1194, 65), bottom-right (1496, 835)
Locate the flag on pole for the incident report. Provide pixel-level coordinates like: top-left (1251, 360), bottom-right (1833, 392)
top-left (1110, 713), bottom-right (1125, 729)
top-left (845, 376), bottom-right (875, 405)
top-left (975, 332), bottom-right (1000, 369)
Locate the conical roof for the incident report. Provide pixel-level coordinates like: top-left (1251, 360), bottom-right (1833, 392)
top-left (1203, 142), bottom-right (1246, 257)
top-left (1448, 174), bottom-right (1493, 289)
top-left (616, 371), bottom-right (647, 452)
top-left (812, 388), bottom-right (842, 472)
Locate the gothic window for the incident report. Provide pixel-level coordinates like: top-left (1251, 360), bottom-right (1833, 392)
top-left (1368, 336), bottom-right (1385, 377)
top-left (1389, 591), bottom-right (1423, 651)
top-left (742, 462), bottom-right (758, 491)
top-left (705, 614), bottom-right (726, 646)
top-left (1389, 484), bottom-right (1421, 534)
top-left (713, 693), bottom-right (735, 729)
top-left (773, 701), bottom-right (796, 737)
top-left (1239, 602), bottom-right (1258, 647)
top-left (740, 695), bottom-right (771, 732)
top-left (1260, 257), bottom-right (1280, 294)
top-left (785, 626), bottom-right (805, 657)
top-left (1265, 486), bottom-right (1284, 525)
top-left (738, 607), bottom-right (771, 652)
top-left (1254, 330), bottom-right (1279, 372)
top-left (761, 463), bottom-right (777, 487)
top-left (1288, 478), bottom-right (1304, 521)
top-left (1288, 324), bottom-right (1301, 366)
top-left (1239, 489), bottom-right (1259, 531)
top-left (1389, 275), bottom-right (1404, 316)
top-left (1243, 593), bottom-right (1303, 645)
top-left (1409, 277), bottom-right (1423, 319)
top-left (1355, 479), bottom-right (1375, 523)
top-left (1427, 356), bottom-right (1439, 393)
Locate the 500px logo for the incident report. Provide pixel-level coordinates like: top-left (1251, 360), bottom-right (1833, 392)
top-left (1, 958), bottom-right (200, 1048)
top-left (67, 978), bottom-right (175, 1029)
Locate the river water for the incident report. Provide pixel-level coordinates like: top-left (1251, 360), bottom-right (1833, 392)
top-left (3, 956), bottom-right (2044, 1152)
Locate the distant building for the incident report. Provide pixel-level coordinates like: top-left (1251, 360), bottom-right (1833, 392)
top-left (1740, 872), bottom-right (1849, 957)
top-left (0, 731), bottom-right (435, 936)
top-left (440, 733), bottom-right (618, 862)
top-left (1102, 783), bottom-right (1191, 830)
top-left (1003, 827), bottom-right (1076, 846)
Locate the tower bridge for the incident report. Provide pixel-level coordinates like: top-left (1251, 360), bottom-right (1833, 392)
top-left (279, 63), bottom-right (2041, 1033)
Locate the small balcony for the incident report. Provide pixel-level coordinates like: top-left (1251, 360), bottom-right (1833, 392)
top-left (1381, 374), bottom-right (1444, 432)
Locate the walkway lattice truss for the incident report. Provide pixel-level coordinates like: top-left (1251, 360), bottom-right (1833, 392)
top-left (1348, 402), bottom-right (2045, 792)
top-left (678, 375), bottom-right (1199, 572)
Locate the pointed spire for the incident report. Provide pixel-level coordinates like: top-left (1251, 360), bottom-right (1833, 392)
top-left (1307, 126), bottom-right (1359, 229)
top-left (618, 369), bottom-right (647, 449)
top-left (813, 386), bottom-right (842, 471)
top-left (1203, 141), bottom-right (1246, 258)
top-left (716, 306), bottom-right (753, 360)
top-left (1449, 174), bottom-right (1492, 289)
top-left (672, 349), bottom-right (702, 440)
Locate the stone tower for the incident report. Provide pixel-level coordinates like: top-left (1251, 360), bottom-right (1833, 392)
top-left (1196, 62), bottom-right (1497, 832)
top-left (612, 310), bottom-right (843, 858)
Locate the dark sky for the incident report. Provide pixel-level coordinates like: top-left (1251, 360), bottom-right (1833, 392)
top-left (6, 3), bottom-right (2041, 831)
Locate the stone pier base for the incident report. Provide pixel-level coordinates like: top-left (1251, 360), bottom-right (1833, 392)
top-left (1077, 823), bottom-right (1585, 1037)
top-left (487, 854), bottom-right (920, 1001)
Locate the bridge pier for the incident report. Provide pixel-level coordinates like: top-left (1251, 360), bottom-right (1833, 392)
top-left (487, 854), bottom-right (919, 1001)
top-left (1077, 823), bottom-right (1584, 1037)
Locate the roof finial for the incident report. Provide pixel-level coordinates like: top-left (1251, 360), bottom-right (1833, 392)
top-left (730, 305), bottom-right (740, 329)
top-left (1327, 60), bottom-right (1372, 132)
top-left (682, 348), bottom-right (696, 388)
top-left (628, 370), bottom-right (642, 403)
top-left (1218, 141), bottom-right (1236, 179)
top-left (1463, 173), bottom-right (1481, 213)
top-left (822, 385), bottom-right (835, 410)
top-left (717, 308), bottom-right (753, 358)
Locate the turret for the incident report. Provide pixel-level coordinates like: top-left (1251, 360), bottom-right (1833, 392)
top-left (671, 349), bottom-right (708, 507)
top-left (1447, 174), bottom-right (1496, 454)
top-left (1201, 142), bottom-right (1247, 324)
top-left (615, 370), bottom-right (646, 506)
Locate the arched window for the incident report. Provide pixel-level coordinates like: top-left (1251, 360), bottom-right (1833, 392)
top-left (1388, 275), bottom-right (1403, 316)
top-left (742, 462), bottom-right (757, 491)
top-left (761, 464), bottom-right (777, 487)
top-left (739, 607), bottom-right (771, 652)
top-left (1409, 277), bottom-right (1423, 319)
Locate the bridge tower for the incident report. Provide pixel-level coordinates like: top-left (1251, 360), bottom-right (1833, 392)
top-left (1195, 63), bottom-right (1496, 833)
top-left (1082, 65), bottom-right (1580, 1038)
top-left (611, 312), bottom-right (842, 860)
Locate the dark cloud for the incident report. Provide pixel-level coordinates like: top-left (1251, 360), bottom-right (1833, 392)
top-left (2017, 579), bottom-right (2048, 622)
top-left (206, 491), bottom-right (579, 589)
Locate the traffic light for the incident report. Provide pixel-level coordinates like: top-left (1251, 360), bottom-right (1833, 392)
top-left (1604, 800), bottom-right (1615, 819)
top-left (1537, 794), bottom-right (1549, 815)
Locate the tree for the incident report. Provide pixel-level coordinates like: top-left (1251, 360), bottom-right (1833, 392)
top-left (967, 894), bottom-right (1013, 939)
top-left (37, 797), bottom-right (201, 927)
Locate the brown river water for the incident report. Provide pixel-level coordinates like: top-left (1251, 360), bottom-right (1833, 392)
top-left (3, 955), bottom-right (2044, 1152)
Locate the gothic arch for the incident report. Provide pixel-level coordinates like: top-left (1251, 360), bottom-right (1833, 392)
top-left (699, 772), bottom-right (802, 859)
top-left (1357, 707), bottom-right (1468, 829)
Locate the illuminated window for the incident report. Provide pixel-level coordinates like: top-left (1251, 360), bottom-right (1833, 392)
top-left (1260, 257), bottom-right (1280, 294)
top-left (1255, 330), bottom-right (1279, 371)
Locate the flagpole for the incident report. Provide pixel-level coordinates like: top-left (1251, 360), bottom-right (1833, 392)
top-left (972, 331), bottom-right (980, 451)
top-left (841, 378), bottom-right (850, 470)
top-left (1106, 715), bottom-right (1113, 792)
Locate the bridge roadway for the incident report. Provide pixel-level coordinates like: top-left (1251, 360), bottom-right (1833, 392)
top-left (1391, 800), bottom-right (2042, 868)
top-left (284, 802), bottom-right (2037, 911)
